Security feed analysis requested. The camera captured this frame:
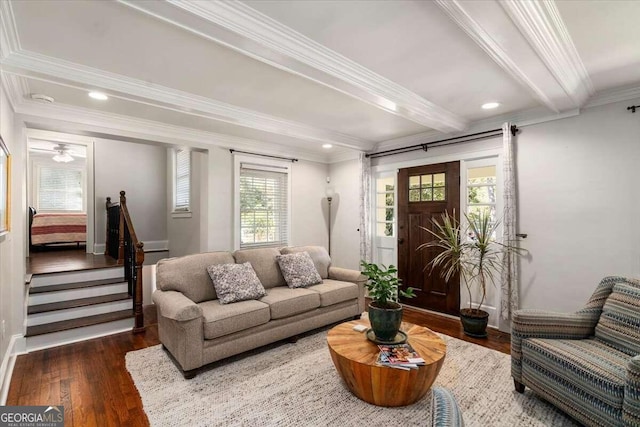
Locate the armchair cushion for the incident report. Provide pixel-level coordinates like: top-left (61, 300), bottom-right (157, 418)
top-left (595, 280), bottom-right (640, 356)
top-left (522, 338), bottom-right (630, 410)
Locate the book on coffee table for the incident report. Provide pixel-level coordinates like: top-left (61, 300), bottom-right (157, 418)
top-left (376, 343), bottom-right (425, 369)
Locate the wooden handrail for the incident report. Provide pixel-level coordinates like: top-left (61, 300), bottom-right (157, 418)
top-left (105, 191), bottom-right (145, 334)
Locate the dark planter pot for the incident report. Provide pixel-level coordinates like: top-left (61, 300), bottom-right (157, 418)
top-left (368, 301), bottom-right (403, 341)
top-left (460, 308), bottom-right (489, 338)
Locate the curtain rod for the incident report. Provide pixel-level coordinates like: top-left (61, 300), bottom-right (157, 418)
top-left (628, 105), bottom-right (639, 113)
top-left (366, 125), bottom-right (519, 159)
top-left (229, 149), bottom-right (298, 162)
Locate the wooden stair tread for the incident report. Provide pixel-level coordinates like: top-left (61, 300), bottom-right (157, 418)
top-left (26, 310), bottom-right (134, 337)
top-left (28, 293), bottom-right (132, 314)
top-left (29, 277), bottom-right (125, 294)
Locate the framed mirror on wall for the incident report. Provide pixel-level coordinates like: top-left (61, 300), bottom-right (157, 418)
top-left (0, 135), bottom-right (10, 236)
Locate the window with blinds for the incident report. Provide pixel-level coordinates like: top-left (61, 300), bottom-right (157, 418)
top-left (239, 163), bottom-right (289, 249)
top-left (38, 166), bottom-right (83, 211)
top-left (174, 149), bottom-right (190, 211)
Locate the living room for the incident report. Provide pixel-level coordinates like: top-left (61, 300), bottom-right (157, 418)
top-left (1, 1), bottom-right (639, 425)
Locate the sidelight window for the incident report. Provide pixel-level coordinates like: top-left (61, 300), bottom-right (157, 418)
top-left (375, 176), bottom-right (395, 237)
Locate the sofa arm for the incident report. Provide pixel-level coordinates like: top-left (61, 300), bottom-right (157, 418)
top-left (511, 310), bottom-right (599, 383)
top-left (153, 290), bottom-right (202, 321)
top-left (624, 355), bottom-right (640, 427)
top-left (329, 266), bottom-right (366, 284)
top-left (329, 267), bottom-right (366, 314)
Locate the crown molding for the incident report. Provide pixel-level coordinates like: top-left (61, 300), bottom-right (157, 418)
top-left (0, 72), bottom-right (27, 110)
top-left (119, 0), bottom-right (467, 133)
top-left (0, 0), bottom-right (20, 60)
top-left (500, 0), bottom-right (593, 106)
top-left (585, 85), bottom-right (640, 109)
top-left (10, 90), bottom-right (336, 164)
top-left (2, 50), bottom-right (373, 151)
top-left (435, 0), bottom-right (566, 113)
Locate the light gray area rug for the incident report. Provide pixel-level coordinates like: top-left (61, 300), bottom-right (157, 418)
top-left (126, 331), bottom-right (577, 427)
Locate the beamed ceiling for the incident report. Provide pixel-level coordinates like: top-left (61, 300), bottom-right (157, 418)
top-left (1, 0), bottom-right (639, 162)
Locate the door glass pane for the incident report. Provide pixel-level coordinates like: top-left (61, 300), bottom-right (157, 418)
top-left (376, 176), bottom-right (395, 192)
top-left (433, 173), bottom-right (445, 187)
top-left (433, 187), bottom-right (445, 201)
top-left (468, 166), bottom-right (496, 185)
top-left (376, 222), bottom-right (394, 237)
top-left (468, 186), bottom-right (496, 204)
top-left (409, 189), bottom-right (420, 201)
top-left (467, 205), bottom-right (497, 223)
top-left (421, 188), bottom-right (433, 201)
top-left (421, 175), bottom-right (433, 188)
top-left (409, 176), bottom-right (420, 189)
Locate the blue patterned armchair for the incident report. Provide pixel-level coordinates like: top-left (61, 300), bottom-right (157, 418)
top-left (511, 276), bottom-right (640, 427)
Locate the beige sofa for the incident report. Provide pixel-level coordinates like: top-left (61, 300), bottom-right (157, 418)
top-left (153, 245), bottom-right (365, 378)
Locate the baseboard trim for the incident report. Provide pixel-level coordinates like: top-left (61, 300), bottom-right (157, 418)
top-left (0, 335), bottom-right (24, 405)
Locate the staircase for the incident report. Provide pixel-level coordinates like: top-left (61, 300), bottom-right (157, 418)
top-left (25, 191), bottom-right (145, 351)
top-left (26, 267), bottom-right (135, 351)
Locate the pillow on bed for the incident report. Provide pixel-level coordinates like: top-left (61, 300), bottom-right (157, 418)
top-left (206, 262), bottom-right (266, 304)
top-left (276, 251), bottom-right (322, 288)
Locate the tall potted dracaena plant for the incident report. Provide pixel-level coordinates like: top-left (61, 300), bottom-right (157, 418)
top-left (360, 261), bottom-right (415, 342)
top-left (419, 209), bottom-right (523, 337)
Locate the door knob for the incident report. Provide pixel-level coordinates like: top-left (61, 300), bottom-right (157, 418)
top-left (398, 238), bottom-right (404, 244)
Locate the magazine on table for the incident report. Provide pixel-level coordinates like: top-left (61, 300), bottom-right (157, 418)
top-left (375, 343), bottom-right (425, 369)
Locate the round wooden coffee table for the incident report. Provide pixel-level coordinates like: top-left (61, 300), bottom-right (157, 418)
top-left (327, 319), bottom-right (446, 407)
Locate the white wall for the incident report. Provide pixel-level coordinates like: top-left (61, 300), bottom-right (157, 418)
top-left (328, 158), bottom-right (361, 270)
top-left (0, 81), bottom-right (27, 401)
top-left (207, 147), bottom-right (233, 251)
top-left (517, 98), bottom-right (640, 312)
top-left (290, 160), bottom-right (329, 248)
top-left (94, 139), bottom-right (167, 249)
top-left (167, 150), bottom-right (207, 257)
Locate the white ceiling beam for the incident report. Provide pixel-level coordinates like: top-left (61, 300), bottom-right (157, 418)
top-left (118, 0), bottom-right (468, 133)
top-left (435, 0), bottom-right (586, 112)
top-left (500, 0), bottom-right (594, 106)
top-left (1, 50), bottom-right (373, 151)
top-left (3, 74), bottom-right (335, 163)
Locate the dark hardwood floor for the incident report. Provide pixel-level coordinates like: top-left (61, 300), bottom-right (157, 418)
top-left (27, 248), bottom-right (118, 275)
top-left (7, 304), bottom-right (509, 427)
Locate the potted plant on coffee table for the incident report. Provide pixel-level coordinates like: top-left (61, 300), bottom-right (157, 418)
top-left (419, 209), bottom-right (524, 338)
top-left (360, 261), bottom-right (415, 342)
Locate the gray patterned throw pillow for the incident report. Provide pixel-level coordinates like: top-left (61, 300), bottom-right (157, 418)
top-left (207, 262), bottom-right (266, 304)
top-left (276, 252), bottom-right (323, 288)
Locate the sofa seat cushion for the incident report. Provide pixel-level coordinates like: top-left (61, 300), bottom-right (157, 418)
top-left (259, 287), bottom-right (320, 319)
top-left (522, 337), bottom-right (630, 409)
top-left (200, 299), bottom-right (270, 340)
top-left (306, 279), bottom-right (359, 307)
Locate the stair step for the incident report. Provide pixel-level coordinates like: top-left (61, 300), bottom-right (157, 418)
top-left (29, 277), bottom-right (126, 294)
top-left (28, 293), bottom-right (132, 314)
top-left (26, 310), bottom-right (134, 337)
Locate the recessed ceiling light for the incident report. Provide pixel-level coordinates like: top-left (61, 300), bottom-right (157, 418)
top-left (481, 102), bottom-right (500, 110)
top-left (322, 144), bottom-right (333, 149)
top-left (88, 91), bottom-right (108, 101)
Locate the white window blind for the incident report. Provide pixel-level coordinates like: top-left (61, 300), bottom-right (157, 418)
top-left (239, 163), bottom-right (289, 249)
top-left (175, 149), bottom-right (190, 211)
top-left (38, 167), bottom-right (83, 211)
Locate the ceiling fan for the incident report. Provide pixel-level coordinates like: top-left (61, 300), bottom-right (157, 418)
top-left (52, 144), bottom-right (74, 163)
